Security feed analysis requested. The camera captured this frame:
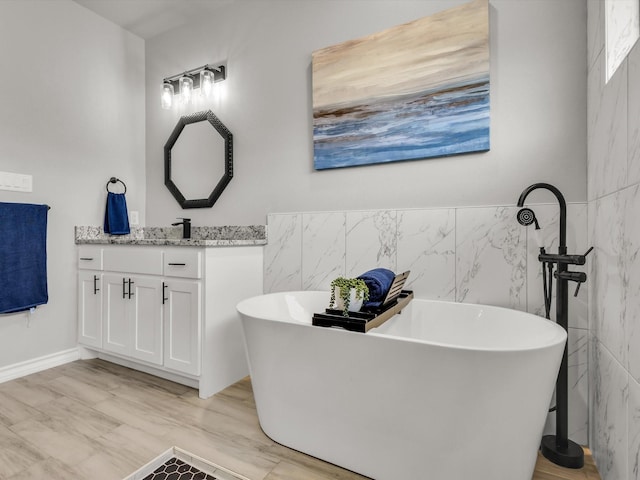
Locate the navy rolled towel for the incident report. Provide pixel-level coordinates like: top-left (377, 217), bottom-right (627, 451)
top-left (103, 192), bottom-right (130, 235)
top-left (358, 268), bottom-right (395, 308)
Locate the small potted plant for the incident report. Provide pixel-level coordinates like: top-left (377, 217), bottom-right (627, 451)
top-left (330, 277), bottom-right (370, 316)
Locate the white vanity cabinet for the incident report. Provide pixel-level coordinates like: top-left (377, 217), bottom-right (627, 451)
top-left (76, 243), bottom-right (263, 398)
top-left (78, 247), bottom-right (103, 349)
top-left (100, 247), bottom-right (165, 365)
top-left (102, 273), bottom-right (163, 365)
top-left (161, 248), bottom-right (202, 376)
top-left (163, 279), bottom-right (200, 375)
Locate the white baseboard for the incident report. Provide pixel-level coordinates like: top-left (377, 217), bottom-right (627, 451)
top-left (0, 348), bottom-right (80, 384)
top-left (96, 352), bottom-right (199, 390)
top-left (77, 346), bottom-right (99, 360)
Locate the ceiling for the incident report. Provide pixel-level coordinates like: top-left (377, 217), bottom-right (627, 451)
top-left (72, 0), bottom-right (235, 39)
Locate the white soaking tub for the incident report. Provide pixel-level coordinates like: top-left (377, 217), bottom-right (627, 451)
top-left (236, 291), bottom-right (566, 480)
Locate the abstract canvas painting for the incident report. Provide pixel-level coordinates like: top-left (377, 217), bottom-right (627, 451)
top-left (312, 0), bottom-right (490, 170)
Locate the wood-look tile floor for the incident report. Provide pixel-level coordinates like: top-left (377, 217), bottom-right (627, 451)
top-left (0, 359), bottom-right (600, 480)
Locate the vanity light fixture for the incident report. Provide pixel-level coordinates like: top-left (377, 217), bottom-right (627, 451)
top-left (178, 74), bottom-right (194, 105)
top-left (199, 67), bottom-right (216, 98)
top-left (161, 64), bottom-right (226, 110)
top-left (161, 81), bottom-right (174, 110)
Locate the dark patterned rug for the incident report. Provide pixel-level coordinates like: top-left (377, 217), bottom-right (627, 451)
top-left (142, 457), bottom-right (216, 480)
top-left (125, 447), bottom-right (248, 480)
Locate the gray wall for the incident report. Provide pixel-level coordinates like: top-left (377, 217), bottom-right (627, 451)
top-left (0, 1), bottom-right (145, 368)
top-left (587, 2), bottom-right (640, 479)
top-left (145, 0), bottom-right (587, 227)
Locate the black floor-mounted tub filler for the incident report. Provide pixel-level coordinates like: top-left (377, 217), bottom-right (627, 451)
top-left (517, 182), bottom-right (592, 469)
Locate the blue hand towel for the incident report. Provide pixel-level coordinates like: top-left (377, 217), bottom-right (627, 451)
top-left (104, 192), bottom-right (130, 235)
top-left (358, 268), bottom-right (396, 308)
top-left (0, 202), bottom-right (49, 314)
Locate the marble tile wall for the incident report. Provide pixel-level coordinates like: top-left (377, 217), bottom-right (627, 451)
top-left (604, 0), bottom-right (640, 83)
top-left (588, 1), bottom-right (640, 479)
top-left (265, 202), bottom-right (588, 444)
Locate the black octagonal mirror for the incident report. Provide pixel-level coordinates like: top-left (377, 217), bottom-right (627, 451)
top-left (164, 110), bottom-right (233, 209)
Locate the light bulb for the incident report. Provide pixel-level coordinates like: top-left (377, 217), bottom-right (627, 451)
top-left (161, 82), bottom-right (174, 109)
top-left (179, 75), bottom-right (193, 105)
top-left (200, 69), bottom-right (215, 98)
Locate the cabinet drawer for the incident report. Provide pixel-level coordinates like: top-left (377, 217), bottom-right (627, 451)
top-left (78, 247), bottom-right (103, 270)
top-left (163, 250), bottom-right (202, 279)
top-left (103, 248), bottom-right (163, 275)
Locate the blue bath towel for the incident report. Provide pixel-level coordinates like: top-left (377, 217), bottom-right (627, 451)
top-left (358, 268), bottom-right (396, 308)
top-left (103, 192), bottom-right (130, 235)
top-left (0, 202), bottom-right (49, 314)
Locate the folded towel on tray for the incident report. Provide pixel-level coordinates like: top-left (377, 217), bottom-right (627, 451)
top-left (357, 268), bottom-right (396, 308)
top-left (103, 192), bottom-right (130, 235)
top-left (0, 202), bottom-right (49, 314)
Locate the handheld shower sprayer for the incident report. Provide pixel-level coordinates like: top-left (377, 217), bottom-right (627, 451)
top-left (517, 207), bottom-right (544, 249)
top-left (516, 207), bottom-right (540, 229)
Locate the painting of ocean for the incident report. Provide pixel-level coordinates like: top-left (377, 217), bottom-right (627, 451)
top-left (312, 0), bottom-right (490, 170)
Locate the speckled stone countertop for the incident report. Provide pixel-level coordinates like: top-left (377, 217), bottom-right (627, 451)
top-left (75, 226), bottom-right (266, 247)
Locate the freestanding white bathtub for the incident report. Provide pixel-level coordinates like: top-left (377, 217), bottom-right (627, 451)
top-left (237, 291), bottom-right (566, 480)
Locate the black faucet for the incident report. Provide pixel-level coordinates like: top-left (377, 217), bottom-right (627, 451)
top-left (172, 218), bottom-right (191, 239)
top-left (517, 182), bottom-right (591, 469)
top-left (517, 183), bottom-right (592, 295)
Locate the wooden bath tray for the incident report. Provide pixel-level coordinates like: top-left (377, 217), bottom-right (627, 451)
top-left (312, 290), bottom-right (414, 333)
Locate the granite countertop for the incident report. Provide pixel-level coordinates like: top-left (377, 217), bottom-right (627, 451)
top-left (75, 226), bottom-right (267, 247)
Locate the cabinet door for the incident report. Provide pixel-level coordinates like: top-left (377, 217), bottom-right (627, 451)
top-left (164, 280), bottom-right (201, 376)
top-left (102, 274), bottom-right (130, 356)
top-left (129, 276), bottom-right (163, 365)
top-left (78, 271), bottom-right (102, 348)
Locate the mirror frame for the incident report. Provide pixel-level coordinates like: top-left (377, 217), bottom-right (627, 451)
top-left (164, 110), bottom-right (233, 209)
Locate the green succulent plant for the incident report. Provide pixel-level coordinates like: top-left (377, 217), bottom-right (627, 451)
top-left (329, 277), bottom-right (370, 316)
